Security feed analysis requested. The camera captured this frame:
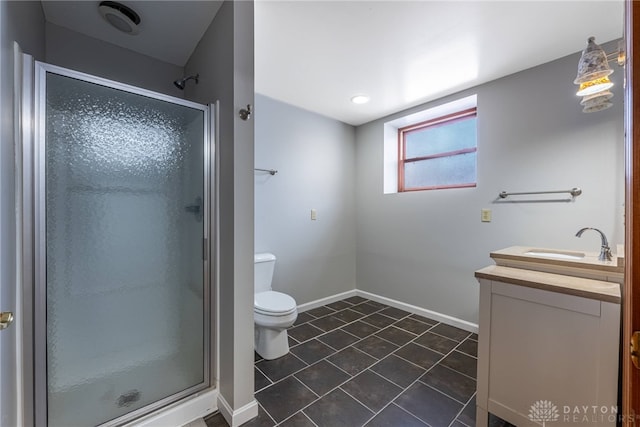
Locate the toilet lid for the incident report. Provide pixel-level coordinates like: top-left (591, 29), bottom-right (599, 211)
top-left (255, 291), bottom-right (297, 314)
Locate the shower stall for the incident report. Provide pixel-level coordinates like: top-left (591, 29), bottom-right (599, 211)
top-left (22, 59), bottom-right (215, 426)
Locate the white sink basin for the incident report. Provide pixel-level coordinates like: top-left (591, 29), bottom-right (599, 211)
top-left (524, 249), bottom-right (585, 260)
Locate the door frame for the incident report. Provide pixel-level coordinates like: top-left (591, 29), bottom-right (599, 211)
top-left (1, 39), bottom-right (27, 427)
top-left (20, 58), bottom-right (215, 427)
top-left (624, 0), bottom-right (640, 423)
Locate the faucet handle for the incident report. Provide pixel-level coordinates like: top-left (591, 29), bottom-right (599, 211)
top-left (600, 245), bottom-right (613, 262)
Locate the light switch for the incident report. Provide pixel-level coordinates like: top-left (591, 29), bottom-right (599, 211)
top-left (311, 209), bottom-right (317, 220)
top-left (481, 208), bottom-right (492, 222)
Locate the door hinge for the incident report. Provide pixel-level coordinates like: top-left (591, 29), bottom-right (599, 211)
top-left (631, 331), bottom-right (640, 369)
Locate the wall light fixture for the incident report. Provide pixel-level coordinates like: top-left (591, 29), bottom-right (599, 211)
top-left (573, 37), bottom-right (625, 113)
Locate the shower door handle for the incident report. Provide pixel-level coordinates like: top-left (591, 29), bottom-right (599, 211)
top-left (0, 311), bottom-right (14, 330)
top-left (185, 196), bottom-right (203, 222)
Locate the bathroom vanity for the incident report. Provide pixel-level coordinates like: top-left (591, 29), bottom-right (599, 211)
top-left (475, 246), bottom-right (623, 427)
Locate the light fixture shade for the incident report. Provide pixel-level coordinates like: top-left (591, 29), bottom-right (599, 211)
top-left (574, 37), bottom-right (613, 84)
top-left (580, 90), bottom-right (613, 105)
top-left (576, 75), bottom-right (614, 96)
top-left (581, 89), bottom-right (614, 113)
top-left (583, 100), bottom-right (613, 113)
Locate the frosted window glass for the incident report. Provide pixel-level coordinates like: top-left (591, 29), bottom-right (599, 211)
top-left (405, 116), bottom-right (476, 159)
top-left (404, 152), bottom-right (477, 189)
top-left (45, 72), bottom-right (206, 427)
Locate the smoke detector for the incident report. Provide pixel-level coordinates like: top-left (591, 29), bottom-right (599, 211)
top-left (98, 1), bottom-right (141, 35)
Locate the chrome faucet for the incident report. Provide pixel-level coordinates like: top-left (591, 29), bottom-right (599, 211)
top-left (575, 227), bottom-right (612, 261)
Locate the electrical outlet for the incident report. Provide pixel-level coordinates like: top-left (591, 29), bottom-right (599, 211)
top-left (481, 208), bottom-right (492, 222)
top-left (311, 209), bottom-right (317, 220)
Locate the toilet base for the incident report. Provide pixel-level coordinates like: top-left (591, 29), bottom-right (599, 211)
top-left (255, 326), bottom-right (290, 360)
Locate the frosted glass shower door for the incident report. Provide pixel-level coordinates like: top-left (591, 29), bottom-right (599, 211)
top-left (39, 67), bottom-right (209, 427)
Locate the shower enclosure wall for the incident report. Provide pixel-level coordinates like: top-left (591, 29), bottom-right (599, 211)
top-left (23, 60), bottom-right (215, 426)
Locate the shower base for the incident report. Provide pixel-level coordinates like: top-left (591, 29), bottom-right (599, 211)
top-left (48, 354), bottom-right (205, 426)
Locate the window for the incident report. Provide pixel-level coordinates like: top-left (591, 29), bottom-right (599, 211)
top-left (397, 107), bottom-right (477, 192)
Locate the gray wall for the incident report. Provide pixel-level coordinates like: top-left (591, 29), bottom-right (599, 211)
top-left (355, 45), bottom-right (625, 324)
top-left (0, 2), bottom-right (45, 425)
top-left (254, 94), bottom-right (356, 304)
top-left (45, 22), bottom-right (184, 97)
top-left (184, 0), bottom-right (256, 416)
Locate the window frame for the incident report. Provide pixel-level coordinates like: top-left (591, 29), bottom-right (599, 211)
top-left (397, 107), bottom-right (478, 192)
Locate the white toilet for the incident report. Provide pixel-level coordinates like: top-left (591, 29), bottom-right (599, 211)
top-left (254, 253), bottom-right (298, 360)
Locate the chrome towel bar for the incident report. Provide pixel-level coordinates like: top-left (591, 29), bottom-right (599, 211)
top-left (254, 168), bottom-right (278, 175)
top-left (499, 187), bottom-right (582, 199)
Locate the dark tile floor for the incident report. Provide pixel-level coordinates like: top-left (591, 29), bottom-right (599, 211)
top-left (205, 296), bottom-right (514, 427)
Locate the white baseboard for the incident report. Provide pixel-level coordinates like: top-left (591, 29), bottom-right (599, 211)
top-left (217, 394), bottom-right (259, 427)
top-left (356, 290), bottom-right (478, 333)
top-left (298, 289), bottom-right (478, 333)
top-left (128, 389), bottom-right (217, 427)
top-left (297, 289), bottom-right (357, 313)
top-left (297, 289), bottom-right (478, 333)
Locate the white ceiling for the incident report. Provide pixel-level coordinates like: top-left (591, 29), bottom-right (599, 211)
top-left (41, 1), bottom-right (624, 126)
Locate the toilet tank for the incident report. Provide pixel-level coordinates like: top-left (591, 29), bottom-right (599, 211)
top-left (254, 253), bottom-right (276, 293)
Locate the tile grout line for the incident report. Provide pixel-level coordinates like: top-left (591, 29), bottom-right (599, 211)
top-left (275, 410), bottom-right (320, 427)
top-left (408, 336), bottom-right (478, 382)
top-left (388, 336), bottom-right (479, 425)
top-left (274, 354), bottom-right (379, 425)
top-left (289, 303), bottom-right (387, 344)
top-left (294, 339), bottom-right (392, 398)
top-left (255, 352), bottom-right (312, 390)
top-left (258, 305), bottom-right (428, 419)
top-left (264, 332), bottom-right (460, 402)
top-left (299, 328), bottom-right (393, 377)
top-left (258, 310), bottom-right (395, 427)
top-left (292, 307), bottom-right (393, 352)
top-left (254, 298), bottom-right (477, 427)
top-left (323, 351), bottom-right (371, 377)
top-left (323, 319), bottom-right (447, 424)
top-left (358, 350), bottom-right (445, 427)
top-left (415, 369), bottom-right (474, 406)
top-left (291, 302), bottom-right (430, 347)
top-left (253, 364), bottom-right (274, 387)
top-left (357, 317), bottom-right (477, 425)
top-left (341, 367), bottom-right (433, 427)
top-left (447, 391), bottom-right (477, 427)
top-left (259, 303), bottom-right (415, 425)
top-left (264, 375), bottom-right (321, 425)
top-left (361, 400), bottom-right (432, 427)
top-left (268, 375), bottom-right (351, 426)
top-left (256, 402), bottom-right (277, 426)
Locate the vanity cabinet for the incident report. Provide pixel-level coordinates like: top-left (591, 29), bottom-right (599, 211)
top-left (475, 265), bottom-right (620, 427)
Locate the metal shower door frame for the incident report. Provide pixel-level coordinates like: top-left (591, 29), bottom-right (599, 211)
top-left (26, 60), bottom-right (214, 427)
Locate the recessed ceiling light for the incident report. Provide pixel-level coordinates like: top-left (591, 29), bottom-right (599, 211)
top-left (351, 95), bottom-right (370, 104)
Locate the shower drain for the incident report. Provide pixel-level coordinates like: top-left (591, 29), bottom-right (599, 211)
top-left (117, 390), bottom-right (141, 407)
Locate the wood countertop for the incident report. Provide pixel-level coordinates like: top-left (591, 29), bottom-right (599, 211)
top-left (475, 265), bottom-right (621, 304)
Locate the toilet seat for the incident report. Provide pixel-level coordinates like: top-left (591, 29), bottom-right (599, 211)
top-left (254, 291), bottom-right (297, 316)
